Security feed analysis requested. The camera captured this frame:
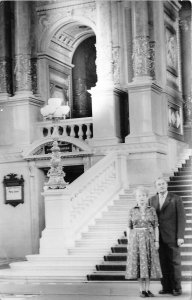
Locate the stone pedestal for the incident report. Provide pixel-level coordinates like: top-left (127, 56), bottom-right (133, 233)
top-left (40, 190), bottom-right (73, 255)
top-left (125, 81), bottom-right (168, 183)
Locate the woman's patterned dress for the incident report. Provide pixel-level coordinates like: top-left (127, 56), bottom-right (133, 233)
top-left (125, 205), bottom-right (162, 279)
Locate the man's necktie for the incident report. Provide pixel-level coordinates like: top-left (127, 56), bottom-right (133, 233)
top-left (159, 194), bottom-right (164, 210)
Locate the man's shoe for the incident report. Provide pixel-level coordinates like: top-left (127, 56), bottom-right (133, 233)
top-left (172, 289), bottom-right (182, 296)
top-left (146, 290), bottom-right (155, 297)
top-left (140, 291), bottom-right (149, 297)
top-left (159, 290), bottom-right (172, 294)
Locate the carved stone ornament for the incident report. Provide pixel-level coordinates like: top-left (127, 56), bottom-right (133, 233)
top-left (0, 58), bottom-right (12, 94)
top-left (14, 54), bottom-right (31, 91)
top-left (168, 102), bottom-right (183, 135)
top-left (179, 17), bottom-right (191, 32)
top-left (44, 139), bottom-right (68, 189)
top-left (132, 36), bottom-right (155, 78)
top-left (165, 28), bottom-right (177, 72)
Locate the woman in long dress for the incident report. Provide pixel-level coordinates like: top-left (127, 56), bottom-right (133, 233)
top-left (125, 186), bottom-right (162, 297)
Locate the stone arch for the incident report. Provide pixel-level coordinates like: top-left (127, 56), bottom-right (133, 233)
top-left (40, 16), bottom-right (96, 57)
top-left (22, 137), bottom-right (92, 159)
top-left (38, 12), bottom-right (97, 105)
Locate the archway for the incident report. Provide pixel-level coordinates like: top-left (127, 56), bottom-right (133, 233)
top-left (72, 36), bottom-right (97, 118)
top-left (38, 19), bottom-right (97, 113)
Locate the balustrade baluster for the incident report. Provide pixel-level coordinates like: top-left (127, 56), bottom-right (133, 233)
top-left (78, 125), bottom-right (83, 140)
top-left (70, 125), bottom-right (75, 138)
top-left (62, 125), bottom-right (67, 137)
top-left (86, 123), bottom-right (92, 140)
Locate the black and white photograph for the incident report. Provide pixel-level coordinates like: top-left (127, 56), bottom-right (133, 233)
top-left (0, 0), bottom-right (191, 299)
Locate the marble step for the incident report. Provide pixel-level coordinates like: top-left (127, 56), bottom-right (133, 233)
top-left (26, 255), bottom-right (103, 264)
top-left (0, 269), bottom-right (86, 282)
top-left (9, 262), bottom-right (95, 274)
top-left (86, 225), bottom-right (126, 231)
top-left (94, 218), bottom-right (128, 225)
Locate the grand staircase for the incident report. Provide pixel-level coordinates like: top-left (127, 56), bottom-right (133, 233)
top-left (87, 154), bottom-right (192, 281)
top-left (0, 150), bottom-right (191, 284)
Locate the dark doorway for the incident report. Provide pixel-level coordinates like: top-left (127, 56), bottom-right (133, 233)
top-left (43, 165), bottom-right (84, 185)
top-left (72, 36), bottom-right (97, 118)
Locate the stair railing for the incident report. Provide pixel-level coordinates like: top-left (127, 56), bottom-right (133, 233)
top-left (40, 151), bottom-right (129, 255)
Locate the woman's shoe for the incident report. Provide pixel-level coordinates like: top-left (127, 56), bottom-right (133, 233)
top-left (140, 291), bottom-right (148, 297)
top-left (147, 291), bottom-right (155, 297)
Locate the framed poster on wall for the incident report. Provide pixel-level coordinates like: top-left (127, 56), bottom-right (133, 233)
top-left (3, 173), bottom-right (24, 207)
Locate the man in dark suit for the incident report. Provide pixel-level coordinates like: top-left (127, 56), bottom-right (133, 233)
top-left (149, 177), bottom-right (186, 296)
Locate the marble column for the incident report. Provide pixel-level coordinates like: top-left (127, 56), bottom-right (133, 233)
top-left (0, 2), bottom-right (12, 100)
top-left (14, 1), bottom-right (32, 96)
top-left (89, 1), bottom-right (121, 146)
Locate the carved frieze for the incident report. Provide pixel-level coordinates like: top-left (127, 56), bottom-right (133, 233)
top-left (0, 58), bottom-right (12, 94)
top-left (14, 54), bottom-right (31, 91)
top-left (132, 36), bottom-right (155, 78)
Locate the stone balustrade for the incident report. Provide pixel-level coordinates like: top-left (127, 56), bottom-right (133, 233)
top-left (36, 117), bottom-right (93, 141)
